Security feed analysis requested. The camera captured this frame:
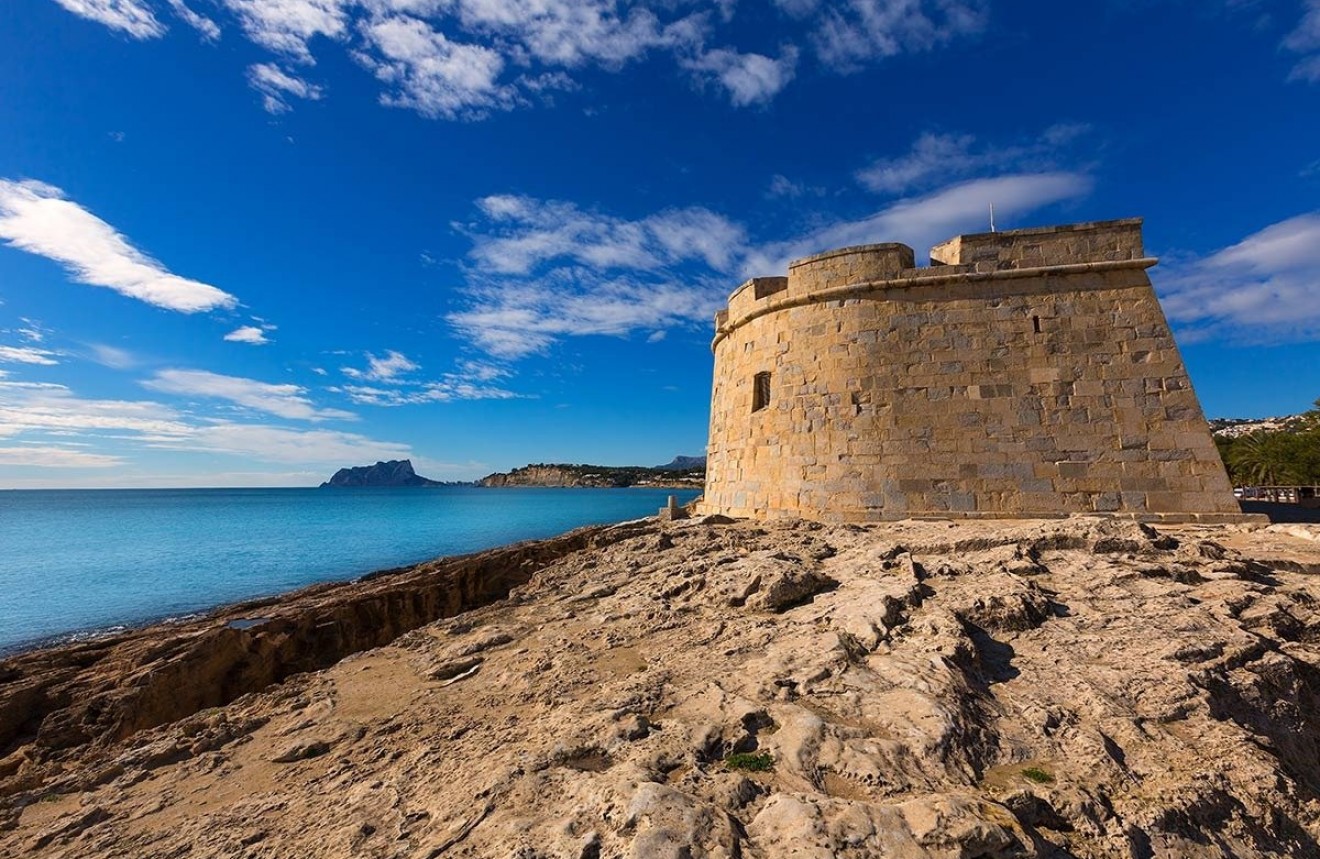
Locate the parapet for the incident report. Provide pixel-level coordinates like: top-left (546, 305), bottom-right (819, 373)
top-left (716, 219), bottom-right (1152, 342)
top-left (726, 245), bottom-right (915, 323)
top-left (788, 243), bottom-right (916, 291)
top-left (929, 218), bottom-right (1145, 270)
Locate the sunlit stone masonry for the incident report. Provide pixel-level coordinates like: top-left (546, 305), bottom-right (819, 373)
top-left (698, 219), bottom-right (1250, 523)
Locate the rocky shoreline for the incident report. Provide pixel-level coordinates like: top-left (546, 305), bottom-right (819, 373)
top-left (0, 521), bottom-right (652, 799)
top-left (3, 515), bottom-right (1320, 856)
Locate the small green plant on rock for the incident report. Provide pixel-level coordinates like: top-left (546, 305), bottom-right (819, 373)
top-left (1022, 766), bottom-right (1054, 784)
top-left (725, 752), bottom-right (774, 772)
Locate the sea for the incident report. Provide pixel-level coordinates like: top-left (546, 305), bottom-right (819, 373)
top-left (0, 486), bottom-right (702, 654)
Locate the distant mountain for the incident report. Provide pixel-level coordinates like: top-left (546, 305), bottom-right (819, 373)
top-left (654, 455), bottom-right (707, 471)
top-left (320, 459), bottom-right (442, 488)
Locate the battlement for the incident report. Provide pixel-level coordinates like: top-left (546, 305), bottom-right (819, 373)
top-left (788, 243), bottom-right (916, 290)
top-left (929, 218), bottom-right (1145, 270)
top-left (719, 219), bottom-right (1154, 338)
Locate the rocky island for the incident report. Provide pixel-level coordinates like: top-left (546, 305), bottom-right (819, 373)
top-left (320, 459), bottom-right (443, 488)
top-left (3, 515), bottom-right (1320, 857)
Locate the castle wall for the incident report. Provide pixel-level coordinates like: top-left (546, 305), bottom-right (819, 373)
top-left (701, 219), bottom-right (1243, 523)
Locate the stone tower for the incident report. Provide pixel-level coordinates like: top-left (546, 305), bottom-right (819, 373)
top-left (699, 219), bottom-right (1246, 523)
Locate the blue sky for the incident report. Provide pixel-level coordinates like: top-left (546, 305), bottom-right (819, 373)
top-left (0, 0), bottom-right (1317, 487)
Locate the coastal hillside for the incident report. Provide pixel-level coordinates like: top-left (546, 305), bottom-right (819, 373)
top-left (479, 461), bottom-right (704, 488)
top-left (1212, 399), bottom-right (1320, 487)
top-left (320, 460), bottom-right (442, 488)
top-left (1211, 411), bottom-right (1315, 439)
top-left (4, 516), bottom-right (1320, 856)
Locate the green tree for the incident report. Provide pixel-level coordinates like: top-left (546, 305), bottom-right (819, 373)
top-left (1230, 431), bottom-right (1302, 486)
top-left (1299, 398), bottom-right (1320, 433)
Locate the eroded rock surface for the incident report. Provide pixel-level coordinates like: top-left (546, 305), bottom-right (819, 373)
top-left (4, 517), bottom-right (1320, 857)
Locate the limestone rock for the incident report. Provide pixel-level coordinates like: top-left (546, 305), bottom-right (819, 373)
top-left (4, 517), bottom-right (1320, 858)
top-left (320, 459), bottom-right (441, 487)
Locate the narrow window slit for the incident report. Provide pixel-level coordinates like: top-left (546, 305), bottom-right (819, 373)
top-left (1032, 315), bottom-right (1042, 334)
top-left (752, 372), bottom-right (771, 413)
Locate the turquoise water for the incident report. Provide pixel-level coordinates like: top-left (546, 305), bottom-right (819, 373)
top-left (0, 486), bottom-right (701, 653)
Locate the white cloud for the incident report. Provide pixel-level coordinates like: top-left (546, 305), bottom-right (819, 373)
top-left (0, 346), bottom-right (59, 365)
top-left (87, 343), bottom-right (138, 369)
top-left (357, 15), bottom-right (514, 118)
top-left (50, 0), bottom-right (995, 118)
top-left (1158, 212), bottom-right (1320, 343)
top-left (447, 0), bottom-right (701, 68)
top-left (456, 359), bottom-right (507, 382)
top-left (221, 0), bottom-right (349, 61)
top-left (449, 267), bottom-right (729, 359)
top-left (143, 369), bottom-right (355, 421)
top-left (247, 63), bottom-right (324, 113)
top-left (166, 0), bottom-right (222, 40)
top-left (0, 381), bottom-right (191, 436)
top-left (857, 132), bottom-right (977, 194)
top-left (0, 179), bottom-right (238, 313)
top-left (15, 319), bottom-right (48, 343)
top-left (341, 349), bottom-right (419, 382)
top-left (1292, 55), bottom-right (1320, 83)
top-left (800, 0), bottom-right (988, 71)
top-left (0, 445), bottom-right (124, 467)
top-left (350, 2), bottom-right (708, 118)
top-left (50, 0), bottom-right (165, 38)
top-left (682, 45), bottom-right (799, 106)
top-left (151, 423), bottom-right (413, 464)
top-left (746, 172), bottom-right (1094, 274)
top-left (856, 124), bottom-right (1091, 195)
top-left (2, 468), bottom-right (322, 488)
top-left (449, 195), bottom-right (747, 357)
top-left (224, 325), bottom-right (272, 344)
top-left (1285, 0), bottom-right (1320, 81)
top-left (766, 173), bottom-right (822, 199)
top-left (336, 355), bottom-right (518, 405)
top-left (465, 195), bottom-right (747, 275)
top-left (0, 380), bottom-right (418, 470)
top-left (339, 379), bottom-right (519, 405)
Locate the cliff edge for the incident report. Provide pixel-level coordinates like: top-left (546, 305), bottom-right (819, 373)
top-left (4, 517), bottom-right (1320, 857)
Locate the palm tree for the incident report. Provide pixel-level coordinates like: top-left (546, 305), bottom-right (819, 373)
top-left (1230, 431), bottom-right (1300, 487)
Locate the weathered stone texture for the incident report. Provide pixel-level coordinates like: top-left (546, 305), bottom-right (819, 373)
top-left (700, 219), bottom-right (1244, 522)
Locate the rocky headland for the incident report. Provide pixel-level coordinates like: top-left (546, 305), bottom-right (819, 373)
top-left (479, 462), bottom-right (704, 489)
top-left (321, 460), bottom-right (443, 488)
top-left (3, 515), bottom-right (1320, 857)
